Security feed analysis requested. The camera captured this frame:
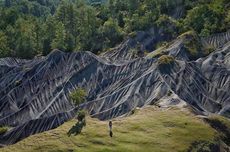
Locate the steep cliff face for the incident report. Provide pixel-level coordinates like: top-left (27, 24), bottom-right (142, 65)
top-left (0, 30), bottom-right (230, 145)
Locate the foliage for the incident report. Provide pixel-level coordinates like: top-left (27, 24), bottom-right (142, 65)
top-left (68, 88), bottom-right (87, 136)
top-left (182, 31), bottom-right (202, 58)
top-left (0, 31), bottom-right (10, 57)
top-left (158, 55), bottom-right (175, 66)
top-left (155, 15), bottom-right (180, 38)
top-left (187, 140), bottom-right (219, 152)
top-left (77, 110), bottom-right (86, 122)
top-left (100, 17), bottom-right (124, 50)
top-left (183, 0), bottom-right (230, 37)
top-left (0, 126), bottom-right (8, 135)
top-left (0, 0), bottom-right (229, 58)
top-left (205, 115), bottom-right (230, 145)
top-left (69, 88), bottom-right (87, 107)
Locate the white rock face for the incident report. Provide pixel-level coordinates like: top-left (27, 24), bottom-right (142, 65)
top-left (0, 31), bottom-right (230, 145)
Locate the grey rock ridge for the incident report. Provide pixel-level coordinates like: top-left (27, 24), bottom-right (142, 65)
top-left (0, 30), bottom-right (230, 145)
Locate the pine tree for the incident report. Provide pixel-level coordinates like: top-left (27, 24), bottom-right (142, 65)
top-left (51, 22), bottom-right (66, 51)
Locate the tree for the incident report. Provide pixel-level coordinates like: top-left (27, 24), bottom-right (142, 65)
top-left (43, 16), bottom-right (57, 55)
top-left (0, 31), bottom-right (10, 57)
top-left (51, 22), bottom-right (66, 51)
top-left (68, 88), bottom-right (87, 136)
top-left (69, 88), bottom-right (87, 107)
top-left (14, 18), bottom-right (37, 59)
top-left (184, 4), bottom-right (223, 36)
top-left (117, 12), bottom-right (125, 28)
top-left (76, 5), bottom-right (100, 52)
top-left (100, 17), bottom-right (123, 49)
top-left (225, 10), bottom-right (230, 29)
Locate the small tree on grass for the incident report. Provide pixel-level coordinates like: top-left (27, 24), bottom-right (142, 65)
top-left (69, 88), bottom-right (87, 107)
top-left (67, 88), bottom-right (87, 136)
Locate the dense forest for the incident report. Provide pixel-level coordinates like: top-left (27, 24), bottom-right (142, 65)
top-left (0, 0), bottom-right (229, 59)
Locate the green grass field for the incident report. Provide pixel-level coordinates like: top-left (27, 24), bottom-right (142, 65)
top-left (1, 106), bottom-right (229, 152)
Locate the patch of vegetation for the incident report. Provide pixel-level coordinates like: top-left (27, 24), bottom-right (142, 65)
top-left (67, 118), bottom-right (86, 137)
top-left (205, 115), bottom-right (230, 145)
top-left (147, 47), bottom-right (168, 58)
top-left (155, 15), bottom-right (181, 38)
top-left (179, 31), bottom-right (202, 59)
top-left (0, 0), bottom-right (229, 58)
top-left (203, 46), bottom-right (215, 56)
top-left (2, 107), bottom-right (221, 152)
top-left (155, 41), bottom-right (169, 50)
top-left (158, 55), bottom-right (175, 66)
top-left (167, 90), bottom-right (173, 96)
top-left (69, 88), bottom-right (87, 107)
top-left (128, 31), bottom-right (137, 38)
top-left (68, 88), bottom-right (87, 136)
top-left (15, 80), bottom-right (21, 86)
top-left (187, 140), bottom-right (219, 152)
top-left (0, 126), bottom-right (8, 135)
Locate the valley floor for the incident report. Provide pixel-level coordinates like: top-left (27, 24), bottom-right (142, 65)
top-left (1, 106), bottom-right (229, 152)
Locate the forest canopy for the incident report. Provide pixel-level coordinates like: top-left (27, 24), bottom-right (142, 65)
top-left (0, 0), bottom-right (229, 59)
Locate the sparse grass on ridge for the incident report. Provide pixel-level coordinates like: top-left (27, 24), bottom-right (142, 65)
top-left (1, 106), bottom-right (219, 152)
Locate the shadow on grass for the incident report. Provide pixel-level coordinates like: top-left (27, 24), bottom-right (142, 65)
top-left (67, 120), bottom-right (86, 137)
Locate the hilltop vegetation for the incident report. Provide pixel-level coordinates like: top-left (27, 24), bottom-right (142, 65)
top-left (0, 0), bottom-right (229, 59)
top-left (2, 106), bottom-right (230, 152)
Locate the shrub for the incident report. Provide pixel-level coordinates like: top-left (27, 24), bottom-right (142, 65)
top-left (179, 31), bottom-right (202, 59)
top-left (15, 80), bottom-right (21, 86)
top-left (69, 88), bottom-right (87, 107)
top-left (77, 110), bottom-right (86, 122)
top-left (155, 41), bottom-right (169, 50)
top-left (204, 46), bottom-right (215, 55)
top-left (167, 90), bottom-right (173, 96)
top-left (0, 126), bottom-right (8, 135)
top-left (158, 55), bottom-right (175, 66)
top-left (128, 31), bottom-right (137, 38)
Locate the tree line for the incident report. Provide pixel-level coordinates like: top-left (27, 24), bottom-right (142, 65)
top-left (0, 0), bottom-right (229, 59)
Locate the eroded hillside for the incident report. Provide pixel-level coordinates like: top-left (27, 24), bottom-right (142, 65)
top-left (0, 30), bottom-right (230, 146)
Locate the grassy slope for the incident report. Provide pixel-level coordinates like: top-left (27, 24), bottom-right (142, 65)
top-left (1, 107), bottom-right (221, 152)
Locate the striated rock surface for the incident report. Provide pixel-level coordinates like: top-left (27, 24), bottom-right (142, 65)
top-left (0, 30), bottom-right (230, 145)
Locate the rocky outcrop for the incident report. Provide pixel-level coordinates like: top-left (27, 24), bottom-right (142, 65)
top-left (201, 30), bottom-right (230, 49)
top-left (0, 31), bottom-right (230, 145)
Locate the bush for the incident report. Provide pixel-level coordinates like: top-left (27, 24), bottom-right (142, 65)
top-left (155, 15), bottom-right (180, 37)
top-left (0, 126), bottom-right (8, 135)
top-left (179, 31), bottom-right (202, 59)
top-left (158, 55), bottom-right (175, 66)
top-left (67, 110), bottom-right (86, 136)
top-left (128, 31), bottom-right (137, 38)
top-left (155, 41), bottom-right (169, 50)
top-left (15, 80), bottom-right (21, 86)
top-left (77, 110), bottom-right (86, 122)
top-left (69, 88), bottom-right (87, 107)
top-left (204, 46), bottom-right (215, 56)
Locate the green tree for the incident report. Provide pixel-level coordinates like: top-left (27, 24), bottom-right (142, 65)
top-left (76, 5), bottom-right (100, 52)
top-left (184, 4), bottom-right (223, 36)
top-left (100, 17), bottom-right (123, 49)
top-left (0, 31), bottom-right (10, 57)
top-left (68, 88), bottom-right (87, 136)
top-left (14, 18), bottom-right (37, 58)
top-left (69, 88), bottom-right (87, 107)
top-left (43, 16), bottom-right (57, 55)
top-left (51, 22), bottom-right (66, 51)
